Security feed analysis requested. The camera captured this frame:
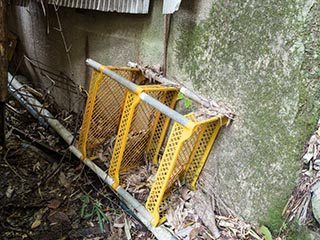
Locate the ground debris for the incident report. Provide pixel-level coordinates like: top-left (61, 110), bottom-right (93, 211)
top-left (282, 119), bottom-right (320, 229)
top-left (162, 187), bottom-right (264, 240)
top-left (119, 160), bottom-right (264, 240)
top-left (4, 82), bottom-right (157, 240)
top-left (0, 133), bottom-right (154, 240)
top-left (1, 95), bottom-right (154, 240)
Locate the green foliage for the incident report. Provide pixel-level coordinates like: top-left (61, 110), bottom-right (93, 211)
top-left (177, 92), bottom-right (192, 108)
top-left (260, 225), bottom-right (272, 240)
top-left (80, 195), bottom-right (109, 233)
top-left (177, 92), bottom-right (184, 100)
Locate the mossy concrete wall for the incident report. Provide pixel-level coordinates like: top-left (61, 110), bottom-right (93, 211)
top-left (9, 0), bottom-right (320, 223)
top-left (173, 0), bottom-right (320, 223)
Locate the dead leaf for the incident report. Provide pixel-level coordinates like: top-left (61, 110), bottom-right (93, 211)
top-left (48, 211), bottom-right (70, 226)
top-left (181, 187), bottom-right (192, 201)
top-left (58, 172), bottom-right (69, 188)
top-left (48, 199), bottom-right (62, 209)
top-left (114, 223), bottom-right (125, 228)
top-left (31, 208), bottom-right (48, 229)
top-left (33, 161), bottom-right (41, 172)
top-left (5, 128), bottom-right (13, 139)
top-left (31, 219), bottom-right (41, 229)
top-left (189, 225), bottom-right (202, 240)
top-left (124, 218), bottom-right (132, 240)
top-left (6, 185), bottom-right (14, 198)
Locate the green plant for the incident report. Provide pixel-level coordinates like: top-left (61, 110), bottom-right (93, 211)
top-left (80, 195), bottom-right (109, 233)
top-left (260, 225), bottom-right (272, 240)
top-left (177, 92), bottom-right (192, 108)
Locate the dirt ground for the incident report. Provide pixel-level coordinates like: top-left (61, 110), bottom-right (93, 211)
top-left (0, 84), bottom-right (288, 240)
top-left (0, 100), bottom-right (154, 240)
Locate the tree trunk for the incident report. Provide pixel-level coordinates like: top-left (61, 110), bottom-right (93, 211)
top-left (0, 0), bottom-right (7, 147)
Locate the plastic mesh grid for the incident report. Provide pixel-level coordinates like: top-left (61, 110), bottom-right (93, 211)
top-left (78, 67), bottom-right (140, 159)
top-left (146, 121), bottom-right (185, 224)
top-left (146, 114), bottom-right (228, 226)
top-left (166, 127), bottom-right (200, 189)
top-left (184, 120), bottom-right (223, 190)
top-left (146, 90), bottom-right (178, 163)
top-left (108, 85), bottom-right (177, 188)
top-left (120, 91), bottom-right (161, 171)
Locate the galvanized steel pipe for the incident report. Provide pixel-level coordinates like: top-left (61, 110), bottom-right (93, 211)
top-left (8, 73), bottom-right (74, 145)
top-left (7, 73), bottom-right (176, 240)
top-left (86, 58), bottom-right (193, 129)
top-left (8, 81), bottom-right (48, 128)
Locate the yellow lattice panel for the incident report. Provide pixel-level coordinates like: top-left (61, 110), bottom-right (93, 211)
top-left (108, 91), bottom-right (140, 186)
top-left (108, 85), bottom-right (177, 189)
top-left (146, 114), bottom-right (228, 226)
top-left (84, 59), bottom-right (230, 230)
top-left (78, 67), bottom-right (143, 160)
top-left (146, 90), bottom-right (178, 163)
top-left (184, 117), bottom-right (228, 190)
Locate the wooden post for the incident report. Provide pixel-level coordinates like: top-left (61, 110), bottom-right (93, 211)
top-left (0, 0), bottom-right (7, 148)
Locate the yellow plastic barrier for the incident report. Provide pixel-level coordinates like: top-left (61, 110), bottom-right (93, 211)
top-left (146, 114), bottom-right (228, 226)
top-left (78, 66), bottom-right (144, 160)
top-left (82, 60), bottom-right (228, 227)
top-left (108, 85), bottom-right (178, 188)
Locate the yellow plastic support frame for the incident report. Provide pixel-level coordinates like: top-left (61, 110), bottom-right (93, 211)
top-left (184, 116), bottom-right (229, 190)
top-left (79, 66), bottom-right (107, 160)
top-left (146, 90), bottom-right (178, 163)
top-left (108, 85), bottom-right (178, 189)
top-left (108, 91), bottom-right (141, 188)
top-left (145, 115), bottom-right (228, 226)
top-left (78, 66), bottom-right (142, 160)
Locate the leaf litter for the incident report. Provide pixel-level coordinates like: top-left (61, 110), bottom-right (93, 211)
top-left (2, 81), bottom-right (265, 240)
top-left (1, 97), bottom-right (154, 240)
top-left (119, 161), bottom-right (265, 240)
top-left (281, 119), bottom-right (320, 234)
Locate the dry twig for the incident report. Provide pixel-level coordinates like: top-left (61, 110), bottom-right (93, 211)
top-left (2, 149), bottom-right (25, 181)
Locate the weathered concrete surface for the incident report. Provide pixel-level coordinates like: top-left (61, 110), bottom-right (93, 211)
top-left (9, 2), bottom-right (150, 111)
top-left (174, 0), bottom-right (320, 223)
top-left (9, 0), bottom-right (320, 224)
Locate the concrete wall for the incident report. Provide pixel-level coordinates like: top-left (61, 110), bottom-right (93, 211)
top-left (9, 0), bottom-right (320, 225)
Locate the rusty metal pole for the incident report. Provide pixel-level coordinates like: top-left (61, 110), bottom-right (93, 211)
top-left (163, 14), bottom-right (171, 77)
top-left (0, 0), bottom-right (7, 148)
